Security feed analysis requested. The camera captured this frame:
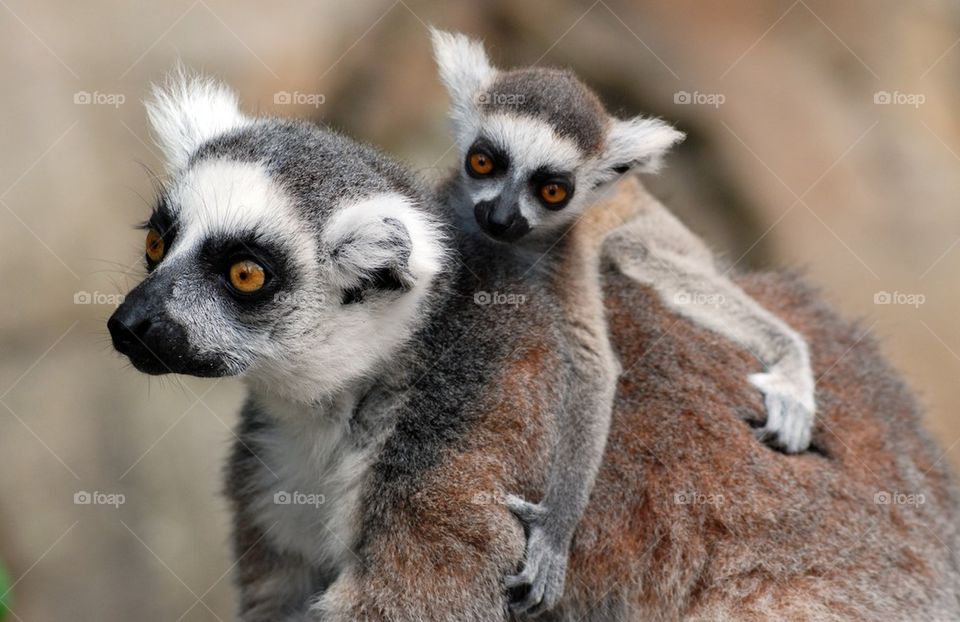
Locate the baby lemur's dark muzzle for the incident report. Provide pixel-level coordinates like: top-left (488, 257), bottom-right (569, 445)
top-left (474, 197), bottom-right (530, 243)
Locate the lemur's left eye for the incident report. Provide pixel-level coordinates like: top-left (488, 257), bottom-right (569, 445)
top-left (145, 229), bottom-right (165, 263)
top-left (468, 151), bottom-right (495, 176)
top-left (228, 260), bottom-right (266, 294)
top-left (539, 182), bottom-right (569, 207)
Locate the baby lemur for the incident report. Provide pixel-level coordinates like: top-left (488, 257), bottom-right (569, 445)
top-left (431, 31), bottom-right (817, 615)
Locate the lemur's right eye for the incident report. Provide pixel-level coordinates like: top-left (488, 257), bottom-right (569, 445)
top-left (468, 151), bottom-right (494, 177)
top-left (228, 260), bottom-right (266, 294)
top-left (540, 183), bottom-right (568, 205)
top-left (145, 229), bottom-right (165, 263)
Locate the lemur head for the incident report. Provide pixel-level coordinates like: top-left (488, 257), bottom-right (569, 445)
top-left (108, 69), bottom-right (446, 403)
top-left (431, 30), bottom-right (684, 243)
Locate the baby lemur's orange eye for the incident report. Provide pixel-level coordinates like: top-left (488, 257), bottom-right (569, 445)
top-left (469, 152), bottom-right (494, 176)
top-left (540, 183), bottom-right (568, 205)
top-left (229, 260), bottom-right (266, 293)
top-left (145, 229), bottom-right (165, 263)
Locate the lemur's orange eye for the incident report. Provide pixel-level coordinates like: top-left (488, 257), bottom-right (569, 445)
top-left (145, 229), bottom-right (165, 263)
top-left (540, 183), bottom-right (568, 205)
top-left (229, 260), bottom-right (266, 293)
top-left (469, 151), bottom-right (494, 176)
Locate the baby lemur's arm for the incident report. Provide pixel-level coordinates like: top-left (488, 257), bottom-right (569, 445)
top-left (603, 183), bottom-right (815, 452)
top-left (503, 216), bottom-right (620, 616)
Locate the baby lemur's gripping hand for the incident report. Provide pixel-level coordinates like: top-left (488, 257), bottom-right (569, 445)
top-left (504, 494), bottom-right (568, 617)
top-left (749, 341), bottom-right (816, 453)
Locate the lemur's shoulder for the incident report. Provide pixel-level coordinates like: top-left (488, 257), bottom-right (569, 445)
top-left (572, 176), bottom-right (657, 248)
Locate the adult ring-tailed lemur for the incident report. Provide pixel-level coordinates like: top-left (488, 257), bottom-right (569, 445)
top-left (108, 62), bottom-right (960, 621)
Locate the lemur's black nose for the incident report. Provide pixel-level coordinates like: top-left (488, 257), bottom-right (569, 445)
top-left (475, 200), bottom-right (531, 242)
top-left (486, 203), bottom-right (516, 235)
top-left (108, 308), bottom-right (152, 355)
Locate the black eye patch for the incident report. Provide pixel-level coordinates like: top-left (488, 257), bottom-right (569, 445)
top-left (196, 232), bottom-right (295, 306)
top-left (529, 167), bottom-right (575, 210)
top-left (138, 197), bottom-right (178, 270)
top-left (465, 137), bottom-right (510, 178)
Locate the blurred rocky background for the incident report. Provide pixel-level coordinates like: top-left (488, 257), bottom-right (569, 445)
top-left (0, 0), bottom-right (958, 619)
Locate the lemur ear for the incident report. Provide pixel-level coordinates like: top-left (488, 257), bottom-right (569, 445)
top-left (430, 29), bottom-right (496, 129)
top-left (324, 195), bottom-right (445, 303)
top-left (145, 65), bottom-right (249, 171)
top-left (599, 117), bottom-right (685, 178)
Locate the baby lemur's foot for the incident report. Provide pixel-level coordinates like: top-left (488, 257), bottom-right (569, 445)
top-left (748, 369), bottom-right (815, 453)
top-left (504, 494), bottom-right (569, 617)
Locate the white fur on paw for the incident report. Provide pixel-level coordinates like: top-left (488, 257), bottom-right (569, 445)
top-left (505, 525), bottom-right (568, 617)
top-left (748, 371), bottom-right (815, 453)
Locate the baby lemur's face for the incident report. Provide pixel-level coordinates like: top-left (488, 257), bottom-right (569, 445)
top-left (456, 76), bottom-right (606, 243)
top-left (432, 30), bottom-right (684, 243)
top-left (108, 72), bottom-right (444, 402)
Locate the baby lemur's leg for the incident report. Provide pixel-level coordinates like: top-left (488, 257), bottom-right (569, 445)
top-left (505, 232), bottom-right (620, 617)
top-left (605, 207), bottom-right (815, 453)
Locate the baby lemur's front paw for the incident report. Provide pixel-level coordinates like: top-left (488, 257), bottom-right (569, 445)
top-left (504, 494), bottom-right (569, 617)
top-left (748, 369), bottom-right (815, 453)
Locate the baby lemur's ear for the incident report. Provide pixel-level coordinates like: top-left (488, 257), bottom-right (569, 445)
top-left (598, 117), bottom-right (685, 178)
top-left (430, 29), bottom-right (496, 127)
top-left (324, 195), bottom-right (445, 303)
top-left (145, 64), bottom-right (249, 171)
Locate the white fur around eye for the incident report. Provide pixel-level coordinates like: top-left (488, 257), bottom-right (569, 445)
top-left (476, 113), bottom-right (583, 174)
top-left (460, 114), bottom-right (585, 228)
top-left (164, 159), bottom-right (310, 264)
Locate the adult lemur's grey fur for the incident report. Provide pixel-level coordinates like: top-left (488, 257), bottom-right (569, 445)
top-left (107, 71), bottom-right (452, 620)
top-left (431, 30), bottom-right (818, 615)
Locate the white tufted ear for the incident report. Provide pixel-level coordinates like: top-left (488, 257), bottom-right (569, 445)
top-left (430, 29), bottom-right (497, 138)
top-left (145, 65), bottom-right (250, 171)
top-left (323, 194), bottom-right (446, 301)
top-left (597, 117), bottom-right (685, 179)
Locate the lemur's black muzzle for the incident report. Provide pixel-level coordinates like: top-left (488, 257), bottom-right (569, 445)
top-left (474, 196), bottom-right (530, 243)
top-left (108, 274), bottom-right (225, 377)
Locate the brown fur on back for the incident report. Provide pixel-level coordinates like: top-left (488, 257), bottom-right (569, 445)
top-left (555, 269), bottom-right (960, 620)
top-left (327, 267), bottom-right (960, 621)
top-left (315, 189), bottom-right (960, 621)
